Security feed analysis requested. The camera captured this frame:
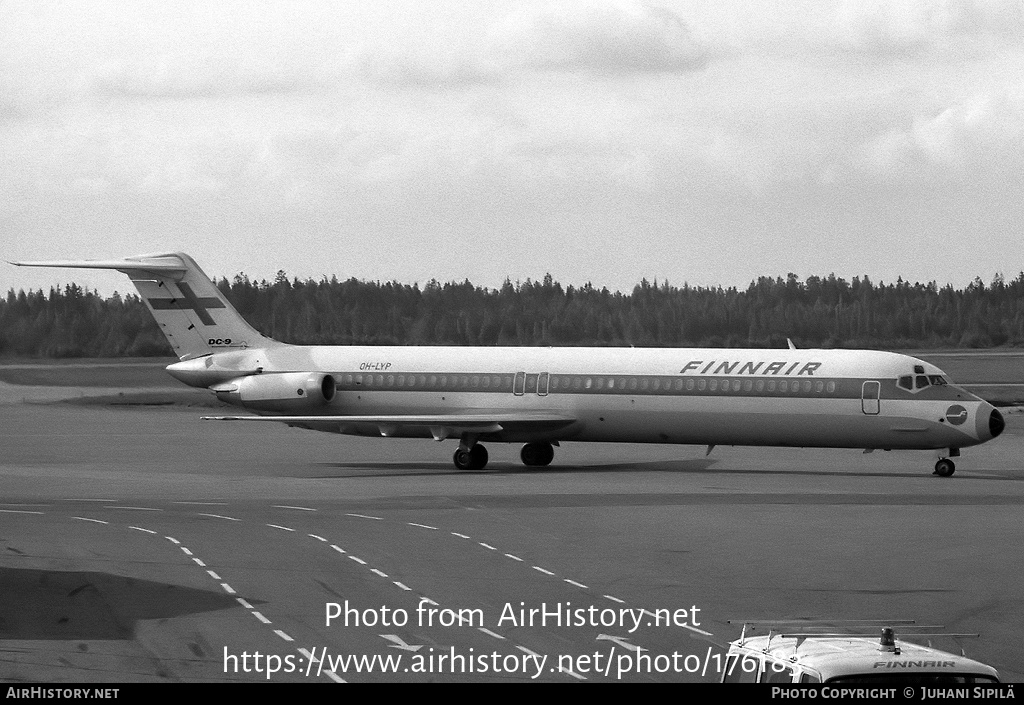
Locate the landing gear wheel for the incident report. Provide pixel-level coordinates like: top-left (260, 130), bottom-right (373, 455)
top-left (469, 444), bottom-right (488, 470)
top-left (521, 442), bottom-right (555, 467)
top-left (934, 458), bottom-right (956, 477)
top-left (453, 445), bottom-right (489, 470)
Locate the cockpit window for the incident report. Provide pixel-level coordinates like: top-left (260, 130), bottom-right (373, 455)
top-left (898, 376), bottom-right (913, 391)
top-left (929, 375), bottom-right (947, 385)
top-left (915, 375), bottom-right (930, 389)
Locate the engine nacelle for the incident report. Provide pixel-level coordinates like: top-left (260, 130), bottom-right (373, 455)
top-left (214, 372), bottom-right (336, 412)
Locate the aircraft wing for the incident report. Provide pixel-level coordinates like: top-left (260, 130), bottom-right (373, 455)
top-left (201, 412), bottom-right (577, 441)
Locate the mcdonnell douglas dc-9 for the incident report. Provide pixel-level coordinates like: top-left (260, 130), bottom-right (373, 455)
top-left (12, 253), bottom-right (1004, 476)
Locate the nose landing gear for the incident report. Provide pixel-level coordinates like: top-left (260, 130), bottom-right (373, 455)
top-left (933, 458), bottom-right (956, 477)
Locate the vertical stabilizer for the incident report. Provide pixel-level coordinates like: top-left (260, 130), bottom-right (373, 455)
top-left (11, 252), bottom-right (278, 359)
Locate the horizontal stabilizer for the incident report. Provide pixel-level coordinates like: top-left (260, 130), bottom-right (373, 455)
top-left (10, 256), bottom-right (187, 277)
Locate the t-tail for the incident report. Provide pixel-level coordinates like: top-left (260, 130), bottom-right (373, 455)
top-left (10, 252), bottom-right (278, 359)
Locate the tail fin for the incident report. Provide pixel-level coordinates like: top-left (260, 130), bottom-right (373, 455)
top-left (10, 252), bottom-right (278, 359)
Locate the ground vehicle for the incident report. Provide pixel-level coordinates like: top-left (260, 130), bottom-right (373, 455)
top-left (721, 622), bottom-right (1000, 683)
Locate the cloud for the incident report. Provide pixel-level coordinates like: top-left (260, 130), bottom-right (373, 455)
top-left (351, 1), bottom-right (709, 87)
top-left (854, 86), bottom-right (1024, 183)
top-left (834, 0), bottom-right (1024, 55)
top-left (488, 0), bottom-right (708, 73)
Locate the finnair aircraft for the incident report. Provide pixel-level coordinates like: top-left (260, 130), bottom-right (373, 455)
top-left (12, 253), bottom-right (1004, 476)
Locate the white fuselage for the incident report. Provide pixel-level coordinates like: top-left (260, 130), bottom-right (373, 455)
top-left (170, 344), bottom-right (1002, 451)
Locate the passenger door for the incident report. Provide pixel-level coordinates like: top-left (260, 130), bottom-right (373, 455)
top-left (861, 380), bottom-right (880, 415)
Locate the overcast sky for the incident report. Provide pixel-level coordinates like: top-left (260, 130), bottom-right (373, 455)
top-left (3, 0), bottom-right (1023, 297)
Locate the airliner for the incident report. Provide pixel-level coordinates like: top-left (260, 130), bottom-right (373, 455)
top-left (12, 252), bottom-right (1004, 476)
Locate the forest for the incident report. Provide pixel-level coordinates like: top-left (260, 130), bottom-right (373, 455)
top-left (3, 270), bottom-right (1024, 358)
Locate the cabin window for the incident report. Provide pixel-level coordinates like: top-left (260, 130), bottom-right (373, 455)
top-left (652, 378), bottom-right (661, 390)
top-left (915, 375), bottom-right (929, 389)
top-left (898, 375), bottom-right (913, 391)
top-left (779, 380), bottom-right (788, 392)
top-left (674, 379), bottom-right (683, 391)
top-left (628, 378), bottom-right (637, 390)
top-left (755, 379), bottom-right (764, 392)
top-left (929, 375), bottom-right (947, 385)
top-left (697, 379), bottom-right (706, 391)
top-left (815, 381), bottom-right (823, 393)
top-left (802, 380), bottom-right (812, 393)
top-left (826, 381), bottom-right (836, 393)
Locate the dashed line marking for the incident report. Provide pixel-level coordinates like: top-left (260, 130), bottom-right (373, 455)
top-left (180, 547), bottom-right (193, 556)
top-left (62, 498), bottom-right (117, 502)
top-left (129, 526), bottom-right (156, 534)
top-left (371, 569), bottom-right (389, 578)
top-left (330, 544), bottom-right (346, 555)
top-left (72, 517), bottom-right (108, 524)
top-left (221, 583), bottom-right (236, 594)
top-left (165, 536), bottom-right (180, 544)
top-left (407, 522), bottom-right (437, 530)
top-left (604, 595), bottom-right (625, 604)
top-left (273, 505), bottom-right (316, 511)
top-left (346, 513), bottom-right (382, 520)
top-left (207, 570), bottom-right (221, 580)
top-left (516, 646), bottom-right (541, 657)
top-left (394, 582), bottom-right (411, 591)
top-left (478, 627), bottom-right (505, 640)
top-left (253, 612), bottom-right (271, 624)
top-left (173, 501), bottom-right (227, 505)
top-left (533, 566), bottom-right (555, 576)
top-left (309, 534), bottom-right (327, 542)
top-left (505, 553), bottom-right (523, 562)
top-left (348, 556), bottom-right (366, 565)
top-left (0, 509), bottom-right (44, 515)
top-left (420, 598), bottom-right (439, 607)
top-left (192, 558), bottom-right (206, 567)
top-left (266, 524), bottom-right (295, 532)
top-left (237, 598), bottom-right (253, 609)
top-left (198, 513), bottom-right (240, 521)
top-left (274, 629), bottom-right (294, 642)
top-left (479, 542), bottom-right (497, 550)
top-left (325, 670), bottom-right (345, 684)
top-left (564, 579), bottom-right (588, 589)
top-left (105, 506), bottom-right (162, 511)
top-left (451, 532), bottom-right (470, 539)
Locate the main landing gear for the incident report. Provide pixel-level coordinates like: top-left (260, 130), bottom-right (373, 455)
top-left (520, 442), bottom-right (554, 467)
top-left (451, 441), bottom-right (557, 470)
top-left (453, 444), bottom-right (488, 471)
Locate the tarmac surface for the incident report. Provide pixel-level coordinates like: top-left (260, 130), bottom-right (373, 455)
top-left (1, 375), bottom-right (1022, 683)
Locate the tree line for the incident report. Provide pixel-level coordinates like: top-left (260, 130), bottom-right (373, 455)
top-left (3, 270), bottom-right (1024, 358)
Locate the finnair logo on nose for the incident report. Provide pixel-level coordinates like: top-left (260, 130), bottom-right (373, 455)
top-left (945, 405), bottom-right (968, 425)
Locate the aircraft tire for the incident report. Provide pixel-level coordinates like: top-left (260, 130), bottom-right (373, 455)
top-left (469, 444), bottom-right (488, 470)
top-left (453, 448), bottom-right (474, 470)
top-left (521, 442), bottom-right (554, 467)
top-left (934, 459), bottom-right (956, 477)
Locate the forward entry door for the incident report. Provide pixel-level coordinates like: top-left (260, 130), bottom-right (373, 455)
top-left (861, 381), bottom-right (880, 415)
